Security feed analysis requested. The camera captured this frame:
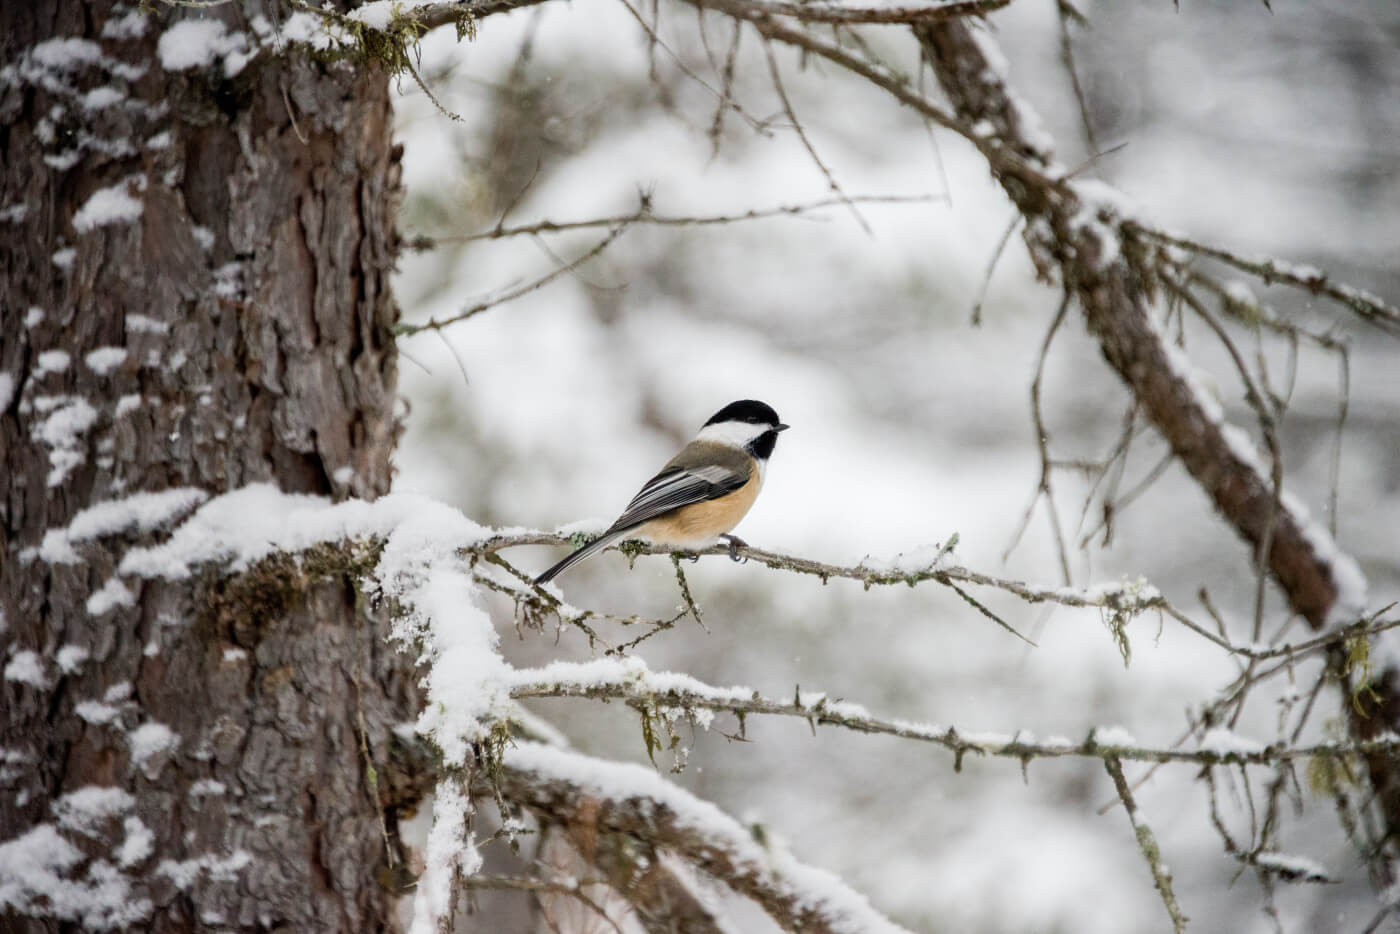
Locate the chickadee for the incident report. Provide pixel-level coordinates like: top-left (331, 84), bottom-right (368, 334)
top-left (534, 399), bottom-right (789, 585)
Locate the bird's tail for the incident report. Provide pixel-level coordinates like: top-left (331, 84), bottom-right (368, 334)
top-left (534, 529), bottom-right (629, 585)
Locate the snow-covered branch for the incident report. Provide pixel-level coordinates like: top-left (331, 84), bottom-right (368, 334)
top-left (474, 531), bottom-right (1395, 664)
top-left (487, 742), bottom-right (915, 934)
top-left (689, 0), bottom-right (1010, 25)
top-left (1129, 223), bottom-right (1400, 335)
top-left (916, 20), bottom-right (1369, 632)
top-left (506, 657), bottom-right (1400, 769)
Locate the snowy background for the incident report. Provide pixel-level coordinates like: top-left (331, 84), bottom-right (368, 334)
top-left (387, 1), bottom-right (1400, 930)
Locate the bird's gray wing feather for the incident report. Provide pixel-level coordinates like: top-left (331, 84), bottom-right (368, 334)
top-left (608, 463), bottom-right (745, 532)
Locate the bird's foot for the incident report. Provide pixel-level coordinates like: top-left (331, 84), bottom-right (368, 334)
top-left (721, 534), bottom-right (748, 563)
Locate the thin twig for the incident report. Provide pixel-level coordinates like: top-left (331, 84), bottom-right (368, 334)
top-left (1132, 224), bottom-right (1400, 335)
top-left (969, 213), bottom-right (1022, 325)
top-left (476, 530), bottom-right (1394, 663)
top-left (1104, 756), bottom-right (1189, 933)
top-left (509, 674), bottom-right (1400, 769)
top-left (395, 225), bottom-right (628, 335)
top-left (704, 0), bottom-right (1011, 25)
top-left (406, 193), bottom-right (937, 248)
top-left (1004, 292), bottom-right (1073, 583)
top-left (761, 38), bottom-right (871, 234)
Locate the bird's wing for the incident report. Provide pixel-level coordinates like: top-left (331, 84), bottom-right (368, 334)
top-left (608, 462), bottom-right (748, 533)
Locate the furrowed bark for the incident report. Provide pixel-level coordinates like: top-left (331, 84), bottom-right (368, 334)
top-left (1, 2), bottom-right (417, 930)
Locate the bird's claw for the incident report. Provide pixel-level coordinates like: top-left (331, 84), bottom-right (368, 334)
top-left (722, 534), bottom-right (748, 563)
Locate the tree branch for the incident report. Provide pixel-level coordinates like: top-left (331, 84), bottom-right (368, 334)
top-left (405, 193), bottom-right (937, 248)
top-left (481, 530), bottom-right (1398, 664)
top-left (700, 0), bottom-right (1011, 26)
top-left (1130, 223), bottom-right (1400, 336)
top-left (485, 742), bottom-right (916, 934)
top-left (506, 658), bottom-right (1400, 769)
top-left (916, 20), bottom-right (1368, 630)
top-left (1105, 756), bottom-right (1189, 933)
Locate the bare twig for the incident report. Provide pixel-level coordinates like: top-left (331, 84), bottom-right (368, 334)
top-left (1003, 292), bottom-right (1073, 583)
top-left (395, 225), bottom-right (628, 336)
top-left (406, 193), bottom-right (937, 248)
top-left (1056, 0), bottom-right (1099, 158)
top-left (1131, 224), bottom-right (1400, 335)
top-left (476, 530), bottom-right (1393, 663)
top-left (702, 0), bottom-right (1011, 26)
top-left (509, 668), bottom-right (1400, 769)
top-left (761, 38), bottom-right (872, 234)
top-left (969, 212), bottom-right (1023, 325)
top-left (1105, 756), bottom-right (1189, 933)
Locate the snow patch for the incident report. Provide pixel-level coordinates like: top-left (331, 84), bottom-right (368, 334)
top-left (1200, 727), bottom-right (1266, 757)
top-left (102, 11), bottom-right (150, 40)
top-left (52, 786), bottom-right (134, 836)
top-left (409, 783), bottom-right (479, 934)
top-left (858, 541), bottom-right (957, 576)
top-left (124, 314), bottom-right (168, 335)
top-left (75, 701), bottom-right (124, 725)
top-left (87, 578), bottom-right (135, 616)
top-left (114, 817), bottom-right (153, 868)
top-left (190, 779), bottom-right (227, 798)
top-left (1255, 851), bottom-right (1332, 883)
top-left (55, 645), bottom-right (90, 674)
top-left (84, 347), bottom-right (128, 375)
top-left (72, 184), bottom-right (143, 233)
top-left (35, 350), bottom-right (71, 376)
top-left (1094, 726), bottom-right (1137, 748)
top-left (0, 823), bottom-right (153, 928)
top-left (41, 487), bottom-right (209, 565)
top-left (157, 20), bottom-right (251, 77)
top-left (155, 849), bottom-right (252, 890)
top-left (80, 86), bottom-right (125, 111)
top-left (127, 722), bottom-right (178, 777)
top-left (4, 651), bottom-right (48, 689)
top-left (29, 37), bottom-right (105, 73)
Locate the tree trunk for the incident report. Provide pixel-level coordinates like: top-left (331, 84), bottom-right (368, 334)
top-left (1, 3), bottom-right (418, 931)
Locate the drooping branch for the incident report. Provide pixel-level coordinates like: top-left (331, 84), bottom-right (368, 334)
top-left (524, 824), bottom-right (729, 934)
top-left (484, 743), bottom-right (916, 934)
top-left (1105, 756), bottom-right (1189, 933)
top-left (916, 20), bottom-right (1367, 631)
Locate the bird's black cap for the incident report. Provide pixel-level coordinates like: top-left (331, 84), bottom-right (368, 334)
top-left (704, 399), bottom-right (782, 428)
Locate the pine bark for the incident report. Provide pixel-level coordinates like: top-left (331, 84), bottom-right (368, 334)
top-left (1, 3), bottom-right (418, 931)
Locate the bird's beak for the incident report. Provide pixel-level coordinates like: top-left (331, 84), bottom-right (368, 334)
top-left (775, 423), bottom-right (790, 432)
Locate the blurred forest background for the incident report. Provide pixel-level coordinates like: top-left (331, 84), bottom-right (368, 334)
top-left (389, 1), bottom-right (1399, 930)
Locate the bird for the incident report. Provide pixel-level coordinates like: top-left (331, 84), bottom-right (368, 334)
top-left (534, 399), bottom-right (789, 585)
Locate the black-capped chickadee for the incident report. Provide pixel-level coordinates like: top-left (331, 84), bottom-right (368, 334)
top-left (534, 399), bottom-right (789, 585)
